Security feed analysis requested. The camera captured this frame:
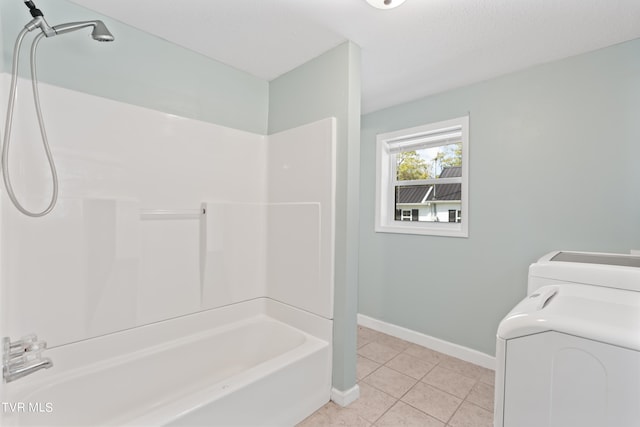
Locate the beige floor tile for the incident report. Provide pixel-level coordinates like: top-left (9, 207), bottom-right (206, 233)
top-left (448, 402), bottom-right (494, 427)
top-left (358, 326), bottom-right (383, 349)
top-left (466, 382), bottom-right (495, 412)
top-left (422, 366), bottom-right (476, 398)
top-left (437, 355), bottom-right (487, 379)
top-left (303, 329), bottom-right (494, 427)
top-left (375, 333), bottom-right (412, 352)
top-left (403, 344), bottom-right (447, 365)
top-left (357, 355), bottom-right (382, 380)
top-left (358, 342), bottom-right (400, 364)
top-left (347, 382), bottom-right (396, 423)
top-left (401, 381), bottom-right (462, 423)
top-left (361, 366), bottom-right (417, 398)
top-left (478, 367), bottom-right (495, 386)
top-left (297, 402), bottom-right (371, 427)
top-left (385, 352), bottom-right (434, 380)
top-left (375, 401), bottom-right (444, 427)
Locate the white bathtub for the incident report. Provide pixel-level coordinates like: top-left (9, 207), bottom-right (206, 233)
top-left (0, 298), bottom-right (332, 426)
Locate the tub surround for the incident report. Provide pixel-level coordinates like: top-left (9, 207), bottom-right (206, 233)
top-left (0, 74), bottom-right (335, 342)
top-left (0, 74), bottom-right (337, 425)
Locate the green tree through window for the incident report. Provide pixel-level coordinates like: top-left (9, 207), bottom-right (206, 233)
top-left (396, 151), bottom-right (430, 180)
top-left (441, 142), bottom-right (462, 168)
top-left (396, 142), bottom-right (462, 181)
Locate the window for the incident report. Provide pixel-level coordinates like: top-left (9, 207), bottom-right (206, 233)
top-left (448, 209), bottom-right (461, 223)
top-left (397, 209), bottom-right (420, 221)
top-left (375, 116), bottom-right (469, 237)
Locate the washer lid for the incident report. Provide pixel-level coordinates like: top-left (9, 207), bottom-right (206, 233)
top-left (498, 283), bottom-right (640, 351)
top-left (529, 251), bottom-right (640, 292)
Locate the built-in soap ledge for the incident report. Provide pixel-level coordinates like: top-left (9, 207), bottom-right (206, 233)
top-left (140, 208), bottom-right (205, 220)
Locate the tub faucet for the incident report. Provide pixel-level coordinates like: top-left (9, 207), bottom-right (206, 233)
top-left (2, 335), bottom-right (53, 383)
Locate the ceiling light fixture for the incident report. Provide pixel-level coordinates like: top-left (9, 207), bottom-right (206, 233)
top-left (366, 0), bottom-right (407, 10)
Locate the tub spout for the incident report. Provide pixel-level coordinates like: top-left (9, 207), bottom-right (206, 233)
top-left (3, 357), bottom-right (53, 383)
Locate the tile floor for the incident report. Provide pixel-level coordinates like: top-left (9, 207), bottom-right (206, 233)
top-left (298, 326), bottom-right (495, 427)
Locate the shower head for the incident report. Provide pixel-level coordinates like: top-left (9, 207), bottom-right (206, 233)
top-left (52, 20), bottom-right (114, 42)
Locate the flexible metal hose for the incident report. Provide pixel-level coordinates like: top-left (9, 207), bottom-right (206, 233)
top-left (1, 28), bottom-right (58, 217)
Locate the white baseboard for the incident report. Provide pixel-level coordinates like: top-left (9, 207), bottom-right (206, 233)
top-left (357, 313), bottom-right (495, 370)
top-left (331, 384), bottom-right (360, 407)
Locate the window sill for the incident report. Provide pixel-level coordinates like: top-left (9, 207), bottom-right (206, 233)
top-left (375, 222), bottom-right (468, 238)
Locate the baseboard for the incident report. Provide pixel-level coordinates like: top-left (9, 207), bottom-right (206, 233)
top-left (357, 313), bottom-right (495, 370)
top-left (330, 384), bottom-right (360, 407)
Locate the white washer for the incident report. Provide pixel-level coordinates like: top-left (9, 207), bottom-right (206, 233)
top-left (494, 251), bottom-right (640, 427)
top-left (528, 250), bottom-right (640, 294)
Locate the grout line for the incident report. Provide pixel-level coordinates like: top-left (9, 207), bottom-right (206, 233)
top-left (368, 398), bottom-right (397, 425)
top-left (444, 395), bottom-right (466, 425)
top-left (357, 364), bottom-right (382, 384)
top-left (354, 379), bottom-right (403, 425)
top-left (357, 353), bottom-right (384, 368)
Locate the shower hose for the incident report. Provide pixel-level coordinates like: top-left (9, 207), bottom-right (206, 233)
top-left (1, 27), bottom-right (58, 217)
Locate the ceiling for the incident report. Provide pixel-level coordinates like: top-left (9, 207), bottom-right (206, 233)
top-left (70, 0), bottom-right (640, 114)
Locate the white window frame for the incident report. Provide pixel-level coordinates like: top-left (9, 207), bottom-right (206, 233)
top-left (375, 116), bottom-right (469, 237)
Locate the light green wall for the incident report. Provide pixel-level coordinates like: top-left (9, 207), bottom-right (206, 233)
top-left (269, 41), bottom-right (362, 392)
top-left (0, 0), bottom-right (269, 134)
top-left (360, 38), bottom-right (640, 356)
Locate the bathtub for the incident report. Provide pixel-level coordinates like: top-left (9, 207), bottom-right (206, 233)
top-left (0, 298), bottom-right (332, 426)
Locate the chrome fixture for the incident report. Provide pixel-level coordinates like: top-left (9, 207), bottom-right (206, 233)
top-left (3, 335), bottom-right (53, 383)
top-left (53, 20), bottom-right (115, 42)
top-left (365, 0), bottom-right (407, 10)
top-left (0, 1), bottom-right (114, 217)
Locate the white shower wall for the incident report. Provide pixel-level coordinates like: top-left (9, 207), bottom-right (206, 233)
top-left (0, 74), bottom-right (335, 347)
top-left (202, 118), bottom-right (336, 319)
top-left (267, 120), bottom-right (336, 319)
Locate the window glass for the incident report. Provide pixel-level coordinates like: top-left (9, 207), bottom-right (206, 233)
top-left (395, 142), bottom-right (462, 181)
top-left (375, 116), bottom-right (469, 237)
